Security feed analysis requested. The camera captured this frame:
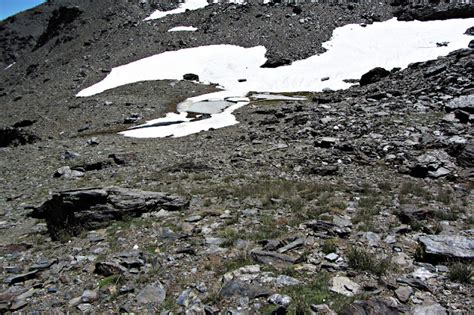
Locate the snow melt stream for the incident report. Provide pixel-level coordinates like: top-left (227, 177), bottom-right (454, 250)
top-left (77, 18), bottom-right (474, 138)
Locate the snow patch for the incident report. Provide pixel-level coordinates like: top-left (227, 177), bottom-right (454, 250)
top-left (168, 26), bottom-right (198, 32)
top-left (145, 0), bottom-right (210, 21)
top-left (4, 62), bottom-right (15, 70)
top-left (77, 18), bottom-right (474, 138)
top-left (120, 102), bottom-right (246, 138)
top-left (145, 0), bottom-right (249, 21)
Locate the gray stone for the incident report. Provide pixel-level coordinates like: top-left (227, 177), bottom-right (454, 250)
top-left (176, 288), bottom-right (200, 307)
top-left (395, 286), bottom-right (413, 303)
top-left (137, 283), bottom-right (166, 304)
top-left (325, 253), bottom-right (339, 262)
top-left (418, 235), bottom-right (474, 261)
top-left (276, 275), bottom-right (301, 287)
top-left (445, 95), bottom-right (474, 114)
top-left (329, 276), bottom-right (360, 297)
top-left (220, 280), bottom-right (271, 299)
top-left (68, 296), bottom-right (82, 307)
top-left (304, 220), bottom-right (350, 237)
top-left (268, 294), bottom-right (292, 307)
top-left (346, 298), bottom-right (405, 315)
top-left (5, 270), bottom-right (39, 285)
top-left (77, 303), bottom-right (93, 312)
top-left (94, 261), bottom-right (128, 276)
top-left (81, 290), bottom-right (98, 303)
top-left (250, 249), bottom-right (300, 269)
top-left (185, 215), bottom-right (203, 222)
top-left (53, 166), bottom-right (84, 179)
top-left (410, 303), bottom-right (447, 315)
top-left (277, 237), bottom-right (304, 253)
top-left (310, 304), bottom-right (337, 314)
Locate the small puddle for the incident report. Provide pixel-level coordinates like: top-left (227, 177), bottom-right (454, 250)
top-left (179, 99), bottom-right (234, 114)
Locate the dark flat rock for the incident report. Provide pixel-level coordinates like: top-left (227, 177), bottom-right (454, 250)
top-left (250, 249), bottom-right (300, 269)
top-left (220, 280), bottom-right (271, 299)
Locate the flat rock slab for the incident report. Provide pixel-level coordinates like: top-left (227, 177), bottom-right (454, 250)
top-left (31, 187), bottom-right (188, 240)
top-left (220, 280), bottom-right (271, 299)
top-left (418, 235), bottom-right (474, 261)
top-left (250, 249), bottom-right (300, 269)
top-left (347, 298), bottom-right (406, 315)
top-left (136, 283), bottom-right (166, 305)
top-left (410, 303), bottom-right (447, 315)
top-left (330, 276), bottom-right (360, 297)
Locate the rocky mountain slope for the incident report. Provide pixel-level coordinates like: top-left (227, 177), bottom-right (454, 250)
top-left (0, 0), bottom-right (473, 314)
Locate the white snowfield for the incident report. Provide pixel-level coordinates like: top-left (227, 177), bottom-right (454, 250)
top-left (145, 0), bottom-right (209, 20)
top-left (77, 17), bottom-right (474, 138)
top-left (145, 0), bottom-right (249, 21)
top-left (168, 26), bottom-right (198, 32)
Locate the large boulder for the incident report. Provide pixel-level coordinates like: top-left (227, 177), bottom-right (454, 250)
top-left (359, 67), bottom-right (390, 86)
top-left (418, 235), bottom-right (474, 261)
top-left (31, 187), bottom-right (189, 240)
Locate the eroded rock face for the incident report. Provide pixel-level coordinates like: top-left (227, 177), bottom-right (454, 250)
top-left (418, 235), bottom-right (474, 261)
top-left (35, 7), bottom-right (83, 50)
top-left (31, 187), bottom-right (189, 240)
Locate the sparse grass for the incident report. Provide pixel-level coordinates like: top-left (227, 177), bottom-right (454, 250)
top-left (448, 262), bottom-right (473, 284)
top-left (280, 273), bottom-right (354, 314)
top-left (98, 275), bottom-right (123, 288)
top-left (221, 253), bottom-right (254, 274)
top-left (433, 209), bottom-right (459, 221)
top-left (352, 196), bottom-right (381, 229)
top-left (321, 238), bottom-right (339, 254)
top-left (251, 213), bottom-right (286, 241)
top-left (347, 247), bottom-right (392, 277)
top-left (203, 250), bottom-right (254, 275)
top-left (435, 188), bottom-right (453, 205)
top-left (378, 181), bottom-right (392, 192)
top-left (158, 297), bottom-right (178, 312)
top-left (219, 227), bottom-right (240, 247)
top-left (399, 181), bottom-right (432, 203)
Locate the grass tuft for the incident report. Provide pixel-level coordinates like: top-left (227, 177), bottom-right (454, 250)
top-left (347, 247), bottom-right (391, 276)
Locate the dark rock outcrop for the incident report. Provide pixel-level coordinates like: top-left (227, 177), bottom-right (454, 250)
top-left (31, 187), bottom-right (189, 240)
top-left (260, 56), bottom-right (292, 68)
top-left (34, 6), bottom-right (83, 50)
top-left (395, 4), bottom-right (474, 22)
top-left (0, 127), bottom-right (39, 147)
top-left (359, 67), bottom-right (390, 86)
top-left (183, 73), bottom-right (199, 81)
top-left (456, 144), bottom-right (474, 168)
